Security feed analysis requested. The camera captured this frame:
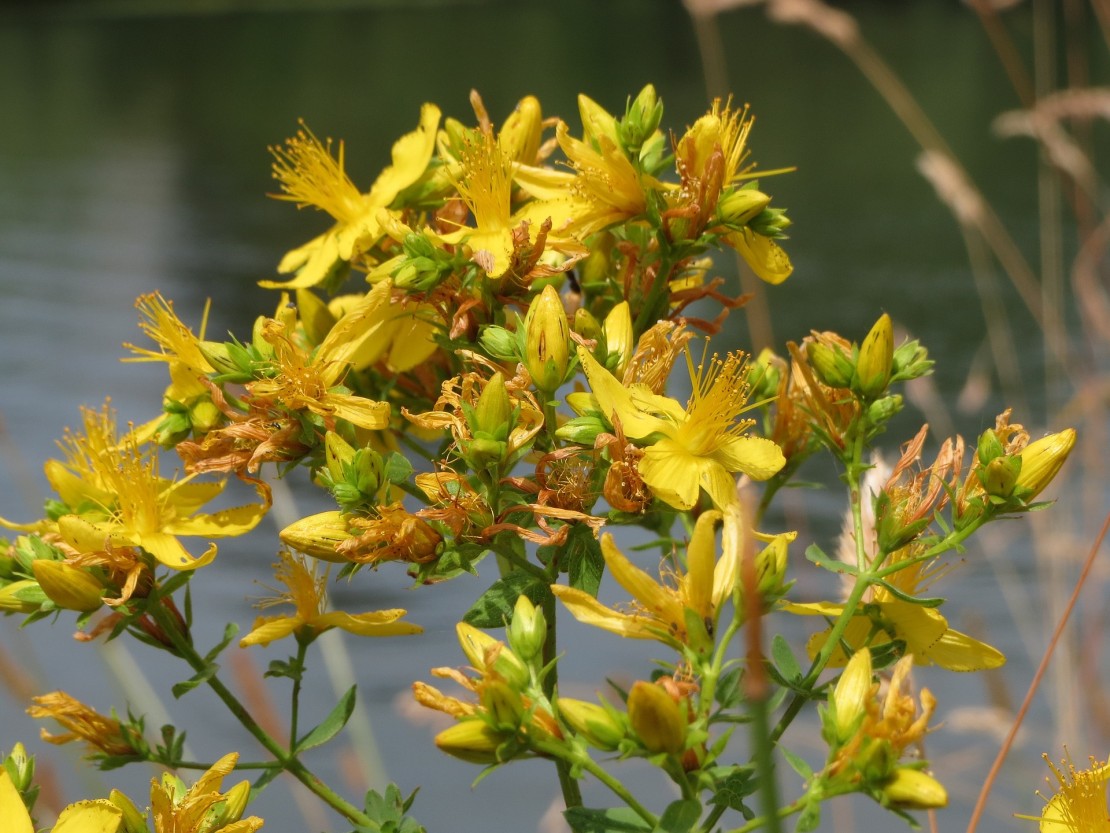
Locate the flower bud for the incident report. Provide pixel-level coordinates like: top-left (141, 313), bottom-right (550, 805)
top-left (602, 302), bottom-right (633, 379)
top-left (558, 698), bottom-right (626, 751)
top-left (473, 373), bottom-right (511, 438)
top-left (866, 394), bottom-right (903, 424)
top-left (881, 767), bottom-right (948, 810)
top-left (0, 579), bottom-right (43, 613)
top-left (627, 681), bottom-right (685, 755)
top-left (524, 286), bottom-right (570, 393)
top-left (32, 560), bottom-right (103, 612)
top-left (891, 338), bottom-right (933, 382)
top-left (572, 308), bottom-right (602, 344)
top-left (279, 511), bottom-right (351, 563)
top-left (554, 414), bottom-right (607, 446)
top-left (619, 84), bottom-right (663, 154)
top-left (976, 428), bottom-right (1005, 465)
top-left (500, 95), bottom-right (543, 163)
top-left (577, 234), bottom-right (615, 289)
top-left (748, 348), bottom-right (783, 403)
top-left (508, 594), bottom-right (546, 662)
top-left (480, 680), bottom-right (526, 730)
top-left (109, 789), bottom-right (149, 833)
top-left (5, 742), bottom-right (33, 792)
top-left (1015, 428), bottom-right (1076, 500)
top-left (456, 623), bottom-right (529, 688)
top-left (827, 649), bottom-right (871, 744)
top-left (854, 313), bottom-right (894, 399)
top-left (717, 187), bottom-right (771, 228)
top-left (187, 398), bottom-right (221, 435)
top-left (981, 456), bottom-right (1020, 500)
top-left (478, 325), bottom-right (520, 362)
top-left (807, 341), bottom-right (854, 388)
top-left (220, 780), bottom-right (252, 825)
top-left (325, 432), bottom-right (357, 482)
top-left (578, 94), bottom-right (621, 148)
top-left (434, 720), bottom-right (505, 764)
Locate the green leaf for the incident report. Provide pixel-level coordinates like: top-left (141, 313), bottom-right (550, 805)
top-left (708, 765), bottom-right (756, 815)
top-left (463, 571), bottom-right (551, 629)
top-left (771, 634), bottom-right (802, 681)
top-left (565, 524), bottom-right (605, 595)
top-left (870, 578), bottom-right (943, 608)
top-left (796, 798), bottom-right (821, 833)
top-left (804, 544), bottom-right (856, 575)
top-left (296, 685), bottom-right (357, 752)
top-left (780, 745), bottom-right (813, 780)
top-left (383, 452), bottom-right (414, 485)
top-left (714, 667), bottom-right (743, 709)
top-left (565, 806), bottom-right (653, 833)
top-left (172, 663), bottom-right (219, 698)
top-left (203, 622), bottom-right (240, 663)
top-left (654, 799), bottom-right (700, 833)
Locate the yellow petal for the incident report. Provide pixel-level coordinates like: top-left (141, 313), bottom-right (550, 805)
top-left (601, 534), bottom-right (683, 629)
top-left (638, 442), bottom-right (704, 510)
top-left (263, 231), bottom-right (343, 289)
top-left (239, 616), bottom-right (300, 647)
top-left (550, 585), bottom-right (655, 640)
top-left (683, 510), bottom-right (722, 620)
top-left (367, 103), bottom-right (441, 205)
top-left (881, 603), bottom-right (951, 657)
top-left (578, 347), bottom-right (670, 439)
top-left (0, 770), bottom-right (33, 833)
top-left (920, 627), bottom-right (1006, 672)
top-left (323, 394), bottom-right (391, 430)
top-left (163, 503), bottom-right (268, 540)
top-left (315, 610), bottom-right (423, 637)
top-left (53, 800), bottom-right (123, 833)
top-left (136, 532), bottom-right (217, 571)
top-left (161, 480), bottom-right (225, 515)
top-left (727, 228), bottom-right (793, 285)
top-left (715, 435), bottom-right (786, 482)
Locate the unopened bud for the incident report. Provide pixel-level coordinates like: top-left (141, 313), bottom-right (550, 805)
top-left (279, 511), bottom-right (351, 563)
top-left (578, 94), bottom-right (621, 148)
top-left (473, 373), bottom-right (511, 438)
top-left (981, 456), bottom-right (1020, 499)
top-left (324, 432), bottom-right (356, 482)
top-left (807, 341), bottom-right (854, 388)
top-left (481, 680), bottom-right (525, 730)
top-left (976, 429), bottom-right (1005, 465)
top-left (554, 415), bottom-right (607, 446)
top-left (602, 302), bottom-right (633, 379)
top-left (1015, 428), bottom-right (1076, 500)
top-left (295, 288), bottom-right (337, 345)
top-left (500, 95), bottom-right (543, 163)
top-left (827, 649), bottom-right (871, 744)
top-left (109, 789), bottom-right (149, 833)
top-left (854, 313), bottom-right (894, 399)
top-left (558, 698), bottom-right (626, 751)
top-left (434, 720), bottom-right (505, 765)
top-left (748, 348), bottom-right (783, 403)
top-left (866, 394), bottom-right (903, 424)
top-left (478, 325), bottom-right (519, 362)
top-left (456, 623), bottom-right (529, 688)
top-left (32, 560), bottom-right (103, 612)
top-left (881, 767), bottom-right (948, 810)
top-left (219, 780), bottom-right (252, 825)
top-left (627, 681), bottom-right (685, 755)
top-left (0, 579), bottom-right (43, 613)
top-left (187, 399), bottom-right (221, 434)
top-left (620, 84), bottom-right (663, 154)
top-left (524, 286), bottom-right (570, 393)
top-left (717, 187), bottom-right (771, 228)
top-left (572, 308), bottom-right (602, 344)
top-left (508, 594), bottom-right (546, 662)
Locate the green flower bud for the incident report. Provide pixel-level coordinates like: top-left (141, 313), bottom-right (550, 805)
top-left (619, 84), bottom-right (663, 154)
top-left (981, 456), bottom-right (1020, 500)
top-left (881, 767), bottom-right (948, 810)
top-left (524, 285), bottom-right (570, 393)
top-left (577, 233), bottom-right (614, 289)
top-left (473, 373), bottom-right (511, 438)
top-left (434, 720), bottom-right (505, 765)
top-left (558, 698), bottom-right (626, 751)
top-left (478, 325), bottom-right (520, 362)
top-left (854, 313), bottom-right (894, 399)
top-left (891, 339), bottom-right (933, 382)
top-left (31, 560), bottom-right (103, 612)
top-left (578, 93), bottom-right (621, 149)
top-left (807, 341), bottom-right (854, 388)
top-left (627, 681), bottom-right (685, 755)
top-left (187, 399), bottom-right (221, 434)
top-left (218, 781), bottom-right (252, 826)
top-left (1015, 428), bottom-right (1076, 500)
top-left (507, 594), bottom-right (547, 662)
top-left (325, 432), bottom-right (356, 482)
top-left (481, 680), bottom-right (526, 730)
top-left (748, 348), bottom-right (783, 403)
top-left (0, 580), bottom-right (43, 613)
top-left (866, 394), bottom-right (903, 424)
top-left (279, 511), bottom-right (351, 563)
top-left (717, 187), bottom-right (772, 228)
top-left (554, 415), bottom-right (607, 446)
top-left (109, 789), bottom-right (149, 833)
top-left (572, 308), bottom-right (603, 344)
top-left (456, 623), bottom-right (529, 689)
top-left (976, 429), bottom-right (1005, 465)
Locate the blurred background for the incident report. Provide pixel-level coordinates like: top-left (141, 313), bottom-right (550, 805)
top-left (0, 1), bottom-right (1106, 831)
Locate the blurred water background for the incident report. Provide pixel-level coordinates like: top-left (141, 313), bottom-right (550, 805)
top-left (1, 1), bottom-right (1106, 832)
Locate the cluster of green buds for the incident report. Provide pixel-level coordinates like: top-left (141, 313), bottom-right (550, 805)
top-left (480, 285), bottom-right (574, 396)
top-left (1, 535), bottom-right (104, 617)
top-left (316, 432), bottom-right (385, 514)
top-left (463, 373), bottom-right (516, 472)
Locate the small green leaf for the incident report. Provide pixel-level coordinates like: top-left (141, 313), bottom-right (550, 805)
top-left (796, 798), bottom-right (821, 833)
top-left (172, 663), bottom-right (219, 698)
top-left (566, 525), bottom-right (604, 595)
top-left (565, 806), bottom-right (653, 833)
top-left (296, 685), bottom-right (357, 752)
top-left (708, 765), bottom-right (756, 815)
top-left (771, 634), bottom-right (802, 681)
top-left (383, 452), bottom-right (414, 485)
top-left (780, 745), bottom-right (813, 780)
top-left (463, 571), bottom-right (550, 629)
top-left (654, 799), bottom-right (700, 833)
top-left (870, 578), bottom-right (943, 608)
top-left (805, 544), bottom-right (856, 575)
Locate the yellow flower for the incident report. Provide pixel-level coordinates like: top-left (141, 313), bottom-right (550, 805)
top-left (437, 131), bottom-right (579, 279)
top-left (239, 551), bottom-right (422, 647)
top-left (577, 345), bottom-right (785, 509)
top-left (27, 692), bottom-right (140, 758)
top-left (149, 752), bottom-right (263, 833)
top-left (0, 768), bottom-right (122, 833)
top-left (726, 227), bottom-right (793, 285)
top-left (263, 105), bottom-right (441, 290)
top-left (0, 404), bottom-right (268, 571)
top-left (123, 292), bottom-right (215, 399)
top-left (552, 507), bottom-right (779, 651)
top-left (1033, 752), bottom-right (1110, 832)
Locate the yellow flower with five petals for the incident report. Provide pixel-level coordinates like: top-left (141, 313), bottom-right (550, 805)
top-left (577, 345), bottom-right (785, 509)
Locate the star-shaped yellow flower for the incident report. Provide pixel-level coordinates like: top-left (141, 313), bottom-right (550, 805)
top-left (578, 345), bottom-right (785, 509)
top-left (239, 551), bottom-right (422, 647)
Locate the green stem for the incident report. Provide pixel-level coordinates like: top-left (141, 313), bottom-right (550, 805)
top-left (722, 797), bottom-right (808, 833)
top-left (172, 759), bottom-right (280, 770)
top-left (541, 591), bottom-right (583, 811)
top-left (147, 600), bottom-right (375, 828)
top-left (290, 637), bottom-right (309, 746)
top-left (575, 754), bottom-right (658, 827)
top-left (748, 686), bottom-right (782, 833)
top-left (633, 248), bottom-right (678, 334)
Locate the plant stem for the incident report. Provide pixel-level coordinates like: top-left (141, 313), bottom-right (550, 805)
top-left (577, 755), bottom-right (658, 827)
top-left (290, 637), bottom-right (309, 745)
top-left (541, 591), bottom-right (583, 810)
top-left (147, 599), bottom-right (375, 828)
